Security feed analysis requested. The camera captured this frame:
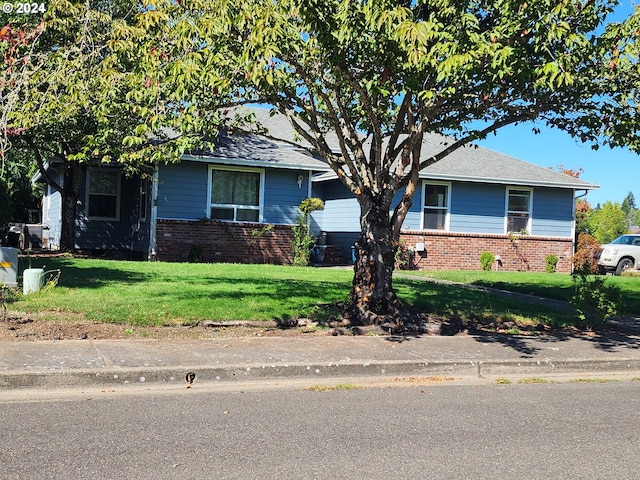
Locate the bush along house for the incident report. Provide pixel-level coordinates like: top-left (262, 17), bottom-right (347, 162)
top-left (36, 108), bottom-right (596, 272)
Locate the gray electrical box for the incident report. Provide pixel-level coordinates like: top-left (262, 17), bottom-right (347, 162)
top-left (0, 247), bottom-right (19, 288)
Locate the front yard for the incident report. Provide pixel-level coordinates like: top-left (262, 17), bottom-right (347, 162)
top-left (3, 256), bottom-right (638, 338)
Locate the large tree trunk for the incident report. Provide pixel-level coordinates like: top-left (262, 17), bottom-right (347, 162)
top-left (344, 196), bottom-right (408, 327)
top-left (59, 162), bottom-right (85, 252)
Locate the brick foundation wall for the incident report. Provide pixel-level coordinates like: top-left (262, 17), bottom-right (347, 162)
top-left (156, 220), bottom-right (294, 264)
top-left (399, 230), bottom-right (574, 273)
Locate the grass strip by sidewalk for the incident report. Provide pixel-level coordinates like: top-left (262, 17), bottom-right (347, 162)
top-left (6, 257), bottom-right (627, 328)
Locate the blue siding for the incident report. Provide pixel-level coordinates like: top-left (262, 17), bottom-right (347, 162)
top-left (75, 174), bottom-right (147, 251)
top-left (315, 179), bottom-right (575, 238)
top-left (158, 161), bottom-right (313, 225)
top-left (317, 198), bottom-right (361, 232)
top-left (531, 187), bottom-right (574, 237)
top-left (450, 183), bottom-right (506, 234)
top-left (312, 181), bottom-right (360, 232)
top-left (157, 162), bottom-right (209, 220)
top-left (40, 169), bottom-right (150, 252)
top-left (263, 170), bottom-right (312, 224)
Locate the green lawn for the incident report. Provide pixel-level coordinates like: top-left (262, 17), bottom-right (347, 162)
top-left (5, 257), bottom-right (638, 327)
top-left (401, 270), bottom-right (640, 315)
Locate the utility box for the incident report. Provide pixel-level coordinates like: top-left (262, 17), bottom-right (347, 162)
top-left (0, 247), bottom-right (19, 288)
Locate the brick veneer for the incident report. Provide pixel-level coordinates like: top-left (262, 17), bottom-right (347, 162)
top-left (399, 230), bottom-right (574, 273)
top-left (156, 219), bottom-right (294, 264)
top-left (156, 220), bottom-right (574, 272)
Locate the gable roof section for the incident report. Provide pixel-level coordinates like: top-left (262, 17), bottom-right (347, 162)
top-left (419, 132), bottom-right (596, 190)
top-left (181, 132), bottom-right (331, 171)
top-left (216, 107), bottom-right (596, 191)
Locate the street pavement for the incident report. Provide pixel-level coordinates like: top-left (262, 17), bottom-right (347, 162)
top-left (2, 324), bottom-right (640, 390)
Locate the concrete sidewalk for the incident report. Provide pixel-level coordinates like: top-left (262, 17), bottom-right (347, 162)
top-left (2, 331), bottom-right (640, 390)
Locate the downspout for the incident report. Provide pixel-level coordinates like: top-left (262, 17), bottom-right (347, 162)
top-left (572, 189), bottom-right (589, 259)
top-left (148, 166), bottom-right (159, 261)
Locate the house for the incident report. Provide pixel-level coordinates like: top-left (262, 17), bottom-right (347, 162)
top-left (36, 125), bottom-right (332, 264)
top-left (311, 134), bottom-right (595, 273)
top-left (36, 108), bottom-right (596, 272)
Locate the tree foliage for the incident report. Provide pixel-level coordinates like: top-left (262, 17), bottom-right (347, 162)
top-left (1, 1), bottom-right (230, 250)
top-left (5, 1), bottom-right (640, 325)
top-left (589, 200), bottom-right (628, 243)
top-left (132, 0), bottom-right (639, 325)
top-left (573, 232), bottom-right (602, 274)
top-left (575, 198), bottom-right (592, 236)
top-left (621, 191), bottom-right (639, 227)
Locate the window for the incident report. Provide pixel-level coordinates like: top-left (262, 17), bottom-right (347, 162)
top-left (506, 188), bottom-right (531, 233)
top-left (208, 167), bottom-right (263, 222)
top-left (423, 183), bottom-right (449, 230)
top-left (87, 169), bottom-right (120, 220)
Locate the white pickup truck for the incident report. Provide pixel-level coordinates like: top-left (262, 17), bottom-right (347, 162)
top-left (598, 234), bottom-right (640, 275)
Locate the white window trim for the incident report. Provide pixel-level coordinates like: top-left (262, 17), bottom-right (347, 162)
top-left (45, 184), bottom-right (51, 221)
top-left (421, 181), bottom-right (451, 231)
top-left (207, 165), bottom-right (265, 223)
top-left (505, 186), bottom-right (533, 234)
top-left (86, 168), bottom-right (121, 221)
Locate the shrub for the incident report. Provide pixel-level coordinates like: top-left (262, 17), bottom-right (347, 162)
top-left (545, 254), bottom-right (559, 273)
top-left (187, 243), bottom-right (202, 263)
top-left (299, 197), bottom-right (325, 215)
top-left (394, 240), bottom-right (410, 270)
top-left (291, 198), bottom-right (324, 266)
top-left (480, 251), bottom-right (495, 271)
top-left (570, 271), bottom-right (624, 329)
top-left (187, 244), bottom-right (203, 263)
top-left (572, 232), bottom-right (601, 274)
top-left (622, 270), bottom-right (640, 277)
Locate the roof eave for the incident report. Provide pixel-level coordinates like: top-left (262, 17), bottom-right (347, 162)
top-left (420, 173), bottom-right (598, 190)
top-left (180, 153), bottom-right (331, 172)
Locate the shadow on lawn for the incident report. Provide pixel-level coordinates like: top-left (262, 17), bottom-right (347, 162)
top-left (22, 257), bottom-right (152, 288)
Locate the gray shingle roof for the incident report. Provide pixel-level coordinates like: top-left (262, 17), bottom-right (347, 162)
top-left (221, 107), bottom-right (597, 190)
top-left (182, 131), bottom-right (330, 171)
top-left (419, 132), bottom-right (596, 190)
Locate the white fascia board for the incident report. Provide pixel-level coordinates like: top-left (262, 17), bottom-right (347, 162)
top-left (180, 154), bottom-right (331, 172)
top-left (420, 173), bottom-right (599, 191)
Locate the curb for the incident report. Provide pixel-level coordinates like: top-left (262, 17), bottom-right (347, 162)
top-left (3, 358), bottom-right (640, 389)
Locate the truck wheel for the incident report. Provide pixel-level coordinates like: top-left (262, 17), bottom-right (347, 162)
top-left (615, 258), bottom-right (634, 276)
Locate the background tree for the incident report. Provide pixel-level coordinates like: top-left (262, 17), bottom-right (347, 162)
top-left (621, 191), bottom-right (638, 227)
top-left (589, 201), bottom-right (628, 243)
top-left (1, 148), bottom-right (40, 223)
top-left (0, 176), bottom-right (12, 237)
top-left (0, 12), bottom-right (43, 157)
top-left (144, 0), bottom-right (640, 326)
top-left (2, 1), bottom-right (222, 251)
top-left (575, 199), bottom-right (592, 237)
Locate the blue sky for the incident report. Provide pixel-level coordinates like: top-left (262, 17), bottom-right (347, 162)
top-left (475, 1), bottom-right (638, 207)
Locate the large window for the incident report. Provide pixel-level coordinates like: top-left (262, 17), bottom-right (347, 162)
top-left (209, 167), bottom-right (263, 222)
top-left (506, 188), bottom-right (531, 233)
top-left (87, 169), bottom-right (120, 220)
top-left (423, 183), bottom-right (449, 230)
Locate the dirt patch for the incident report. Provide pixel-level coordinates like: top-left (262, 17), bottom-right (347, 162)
top-left (2, 309), bottom-right (617, 342)
top-left (1, 311), bottom-right (330, 341)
